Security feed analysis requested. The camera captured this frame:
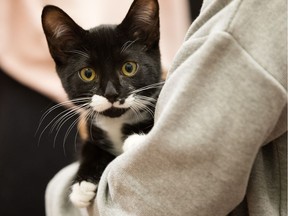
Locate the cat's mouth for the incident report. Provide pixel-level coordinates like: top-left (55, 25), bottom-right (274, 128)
top-left (101, 107), bottom-right (129, 118)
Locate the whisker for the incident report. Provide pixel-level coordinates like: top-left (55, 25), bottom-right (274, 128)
top-left (37, 108), bottom-right (71, 146)
top-left (36, 97), bottom-right (91, 147)
top-left (62, 114), bottom-right (82, 156)
top-left (138, 107), bottom-right (151, 119)
top-left (52, 104), bottom-right (88, 148)
top-left (51, 107), bottom-right (79, 133)
top-left (89, 111), bottom-right (98, 142)
top-left (130, 81), bottom-right (164, 94)
top-left (129, 105), bottom-right (141, 122)
top-left (135, 95), bottom-right (157, 105)
top-left (52, 103), bottom-right (87, 132)
top-left (69, 97), bottom-right (92, 106)
top-left (35, 101), bottom-right (74, 137)
top-left (73, 109), bottom-right (92, 152)
top-left (132, 96), bottom-right (156, 119)
top-left (36, 97), bottom-right (90, 136)
top-left (120, 39), bottom-right (138, 54)
top-left (65, 50), bottom-right (90, 59)
top-left (46, 102), bottom-right (85, 136)
top-left (132, 101), bottom-right (148, 119)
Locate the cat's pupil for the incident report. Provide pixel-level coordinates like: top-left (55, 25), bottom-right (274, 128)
top-left (85, 69), bottom-right (93, 78)
top-left (125, 63), bottom-right (133, 73)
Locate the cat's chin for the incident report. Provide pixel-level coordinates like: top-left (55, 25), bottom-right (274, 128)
top-left (100, 107), bottom-right (129, 118)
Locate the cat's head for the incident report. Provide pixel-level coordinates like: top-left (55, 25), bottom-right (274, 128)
top-left (42, 0), bottom-right (162, 118)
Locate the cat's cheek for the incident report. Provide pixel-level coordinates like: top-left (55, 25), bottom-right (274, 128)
top-left (69, 181), bottom-right (97, 208)
top-left (122, 133), bottom-right (147, 152)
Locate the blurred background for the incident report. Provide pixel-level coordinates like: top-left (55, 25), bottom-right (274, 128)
top-left (0, 0), bottom-right (202, 215)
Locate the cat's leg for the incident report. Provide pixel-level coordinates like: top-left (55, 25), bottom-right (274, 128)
top-left (122, 133), bottom-right (147, 152)
top-left (70, 141), bottom-right (115, 208)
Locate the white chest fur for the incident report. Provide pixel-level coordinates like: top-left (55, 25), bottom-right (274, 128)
top-left (94, 111), bottom-right (146, 155)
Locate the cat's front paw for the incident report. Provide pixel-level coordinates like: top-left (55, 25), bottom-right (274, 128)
top-left (122, 134), bottom-right (146, 152)
top-left (70, 181), bottom-right (97, 208)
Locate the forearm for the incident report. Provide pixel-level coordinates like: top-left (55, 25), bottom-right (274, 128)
top-left (95, 32), bottom-right (287, 215)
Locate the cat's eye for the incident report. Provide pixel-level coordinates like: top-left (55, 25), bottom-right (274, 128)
top-left (122, 62), bottom-right (138, 77)
top-left (79, 67), bottom-right (97, 82)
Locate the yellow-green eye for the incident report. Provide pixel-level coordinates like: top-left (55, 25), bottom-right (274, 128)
top-left (79, 67), bottom-right (97, 82)
top-left (122, 62), bottom-right (138, 77)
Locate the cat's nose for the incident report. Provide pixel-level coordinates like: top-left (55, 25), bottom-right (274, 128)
top-left (104, 81), bottom-right (119, 103)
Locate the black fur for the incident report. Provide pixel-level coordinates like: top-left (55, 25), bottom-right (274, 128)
top-left (42, 0), bottom-right (161, 192)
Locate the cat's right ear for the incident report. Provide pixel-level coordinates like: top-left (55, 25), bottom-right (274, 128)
top-left (118, 0), bottom-right (160, 50)
top-left (41, 5), bottom-right (86, 65)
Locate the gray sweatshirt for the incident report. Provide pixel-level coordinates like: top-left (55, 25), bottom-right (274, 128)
top-left (46, 0), bottom-right (287, 215)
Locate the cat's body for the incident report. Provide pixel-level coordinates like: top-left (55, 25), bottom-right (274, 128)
top-left (42, 0), bottom-right (162, 208)
top-left (92, 109), bottom-right (152, 154)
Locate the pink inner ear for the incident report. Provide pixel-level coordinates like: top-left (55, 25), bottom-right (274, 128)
top-left (118, 0), bottom-right (159, 47)
top-left (134, 0), bottom-right (157, 24)
top-left (42, 6), bottom-right (78, 40)
top-left (45, 13), bottom-right (72, 39)
top-left (43, 9), bottom-right (62, 33)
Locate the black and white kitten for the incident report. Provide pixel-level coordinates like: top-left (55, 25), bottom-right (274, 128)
top-left (42, 0), bottom-right (162, 208)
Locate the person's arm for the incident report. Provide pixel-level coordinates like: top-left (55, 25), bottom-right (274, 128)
top-left (96, 32), bottom-right (286, 216)
top-left (95, 0), bottom-right (287, 215)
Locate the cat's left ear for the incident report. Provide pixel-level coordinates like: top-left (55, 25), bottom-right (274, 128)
top-left (41, 5), bottom-right (86, 65)
top-left (118, 0), bottom-right (160, 50)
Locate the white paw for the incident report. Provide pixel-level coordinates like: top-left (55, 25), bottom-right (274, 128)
top-left (122, 134), bottom-right (146, 152)
top-left (69, 181), bottom-right (97, 208)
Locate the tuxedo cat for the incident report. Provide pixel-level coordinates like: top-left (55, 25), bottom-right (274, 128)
top-left (42, 0), bottom-right (162, 208)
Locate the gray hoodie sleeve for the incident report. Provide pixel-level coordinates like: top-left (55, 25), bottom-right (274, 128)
top-left (95, 0), bottom-right (287, 215)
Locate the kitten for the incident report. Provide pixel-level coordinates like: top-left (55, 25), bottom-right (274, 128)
top-left (42, 0), bottom-right (162, 208)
